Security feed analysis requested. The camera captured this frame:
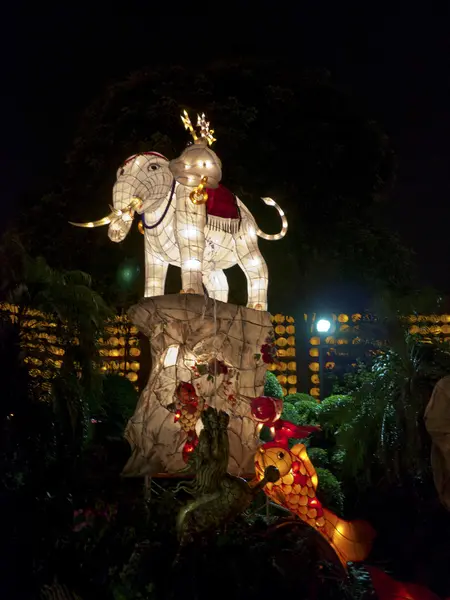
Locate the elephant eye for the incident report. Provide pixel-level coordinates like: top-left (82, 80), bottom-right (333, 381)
top-left (277, 452), bottom-right (285, 460)
top-left (148, 164), bottom-right (160, 171)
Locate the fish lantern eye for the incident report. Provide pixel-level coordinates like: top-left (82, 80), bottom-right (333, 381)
top-left (148, 163), bottom-right (160, 171)
top-left (277, 452), bottom-right (285, 460)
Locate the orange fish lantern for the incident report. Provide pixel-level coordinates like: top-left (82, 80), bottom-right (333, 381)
top-left (176, 381), bottom-right (198, 405)
top-left (254, 442), bottom-right (375, 567)
top-left (174, 382), bottom-right (204, 433)
top-left (250, 396), bottom-right (283, 426)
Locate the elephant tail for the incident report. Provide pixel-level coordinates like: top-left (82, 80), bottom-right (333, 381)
top-left (255, 198), bottom-right (288, 241)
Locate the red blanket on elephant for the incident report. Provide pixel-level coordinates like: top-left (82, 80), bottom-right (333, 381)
top-left (206, 185), bottom-right (239, 219)
top-left (205, 185), bottom-right (241, 234)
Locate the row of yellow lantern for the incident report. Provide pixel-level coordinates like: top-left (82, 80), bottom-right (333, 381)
top-left (104, 325), bottom-right (139, 336)
top-left (276, 374), bottom-right (297, 385)
top-left (99, 347), bottom-right (141, 358)
top-left (274, 325), bottom-right (296, 335)
top-left (271, 314), bottom-right (295, 324)
top-left (100, 336), bottom-right (140, 347)
top-left (310, 336), bottom-right (362, 346)
top-left (269, 315), bottom-right (297, 396)
top-left (101, 365), bottom-right (138, 383)
top-left (281, 386), bottom-right (297, 396)
top-left (277, 347), bottom-right (296, 357)
top-left (275, 336), bottom-right (296, 347)
top-left (319, 312), bottom-right (450, 325)
top-left (405, 314), bottom-right (450, 324)
top-left (0, 304), bottom-right (142, 391)
top-left (269, 361), bottom-right (297, 371)
top-left (409, 325), bottom-right (450, 335)
top-left (336, 314), bottom-right (362, 323)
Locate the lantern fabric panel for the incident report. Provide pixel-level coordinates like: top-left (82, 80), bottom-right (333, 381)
top-left (123, 295), bottom-right (274, 477)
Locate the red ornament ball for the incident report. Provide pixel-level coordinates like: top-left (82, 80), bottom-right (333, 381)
top-left (250, 396), bottom-right (283, 426)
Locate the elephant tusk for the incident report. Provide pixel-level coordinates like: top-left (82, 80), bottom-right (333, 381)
top-left (69, 197), bottom-right (143, 229)
top-left (69, 212), bottom-right (116, 228)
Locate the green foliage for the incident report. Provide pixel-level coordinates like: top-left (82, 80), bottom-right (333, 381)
top-left (96, 374), bottom-right (138, 439)
top-left (53, 373), bottom-right (91, 452)
top-left (294, 399), bottom-right (320, 424)
top-left (317, 394), bottom-right (353, 431)
top-left (307, 447), bottom-right (329, 468)
top-left (330, 335), bottom-right (450, 484)
top-left (281, 394), bottom-right (319, 426)
top-left (316, 467), bottom-right (345, 514)
top-left (264, 371), bottom-right (283, 399)
top-left (285, 392), bottom-right (317, 404)
top-left (281, 403), bottom-right (301, 426)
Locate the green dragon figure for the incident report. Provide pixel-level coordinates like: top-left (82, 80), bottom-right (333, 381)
top-left (175, 407), bottom-right (279, 546)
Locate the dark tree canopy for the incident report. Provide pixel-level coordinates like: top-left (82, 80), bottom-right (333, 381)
top-left (17, 59), bottom-right (414, 311)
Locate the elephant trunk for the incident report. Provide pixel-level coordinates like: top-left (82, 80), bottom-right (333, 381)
top-left (107, 179), bottom-right (142, 242)
top-left (112, 179), bottom-right (141, 214)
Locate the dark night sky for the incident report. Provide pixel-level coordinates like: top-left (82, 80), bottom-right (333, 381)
top-left (2, 3), bottom-right (450, 289)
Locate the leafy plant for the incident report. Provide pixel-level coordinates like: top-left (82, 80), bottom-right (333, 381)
top-left (316, 467), bottom-right (345, 514)
top-left (329, 335), bottom-right (450, 485)
top-left (281, 394), bottom-right (319, 426)
top-left (317, 395), bottom-right (353, 432)
top-left (95, 374), bottom-right (138, 440)
top-left (307, 447), bottom-right (329, 468)
top-left (264, 371), bottom-right (283, 399)
top-left (285, 392), bottom-right (317, 403)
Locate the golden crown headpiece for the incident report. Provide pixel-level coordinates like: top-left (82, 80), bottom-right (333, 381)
top-left (181, 110), bottom-right (216, 146)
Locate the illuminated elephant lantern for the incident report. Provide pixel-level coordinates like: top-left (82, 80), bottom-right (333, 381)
top-left (70, 112), bottom-right (287, 311)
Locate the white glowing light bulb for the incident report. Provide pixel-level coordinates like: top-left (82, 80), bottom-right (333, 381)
top-left (163, 345), bottom-right (179, 368)
top-left (316, 319), bottom-right (331, 333)
top-left (181, 227), bottom-right (199, 239)
top-left (184, 259), bottom-right (201, 270)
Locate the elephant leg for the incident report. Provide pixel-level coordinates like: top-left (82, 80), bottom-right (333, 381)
top-left (234, 235), bottom-right (269, 310)
top-left (175, 188), bottom-right (206, 295)
top-left (144, 236), bottom-right (168, 297)
top-left (203, 270), bottom-right (229, 303)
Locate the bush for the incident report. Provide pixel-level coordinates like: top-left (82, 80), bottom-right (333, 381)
top-left (284, 392), bottom-right (316, 404)
top-left (307, 447), bottom-right (329, 469)
top-left (96, 374), bottom-right (138, 440)
top-left (316, 467), bottom-right (345, 514)
top-left (281, 395), bottom-right (319, 427)
top-left (264, 371), bottom-right (283, 399)
top-left (317, 395), bottom-right (352, 431)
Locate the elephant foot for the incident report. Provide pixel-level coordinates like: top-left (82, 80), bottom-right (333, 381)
top-left (180, 288), bottom-right (199, 295)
